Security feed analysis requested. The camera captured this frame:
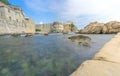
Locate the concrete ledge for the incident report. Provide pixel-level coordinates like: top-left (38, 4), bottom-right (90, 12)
top-left (71, 60), bottom-right (120, 76)
top-left (94, 33), bottom-right (120, 63)
top-left (71, 33), bottom-right (120, 76)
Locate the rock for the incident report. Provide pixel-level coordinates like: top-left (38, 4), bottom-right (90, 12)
top-left (68, 35), bottom-right (91, 42)
top-left (70, 33), bottom-right (120, 76)
top-left (79, 21), bottom-right (120, 34)
top-left (104, 21), bottom-right (120, 34)
top-left (25, 34), bottom-right (33, 37)
top-left (11, 34), bottom-right (21, 37)
top-left (80, 22), bottom-right (104, 34)
top-left (68, 35), bottom-right (91, 47)
top-left (0, 2), bottom-right (35, 35)
top-left (63, 22), bottom-right (78, 33)
top-left (51, 21), bottom-right (64, 33)
top-left (78, 42), bottom-right (90, 47)
top-left (35, 21), bottom-right (78, 33)
top-left (44, 33), bottom-right (49, 36)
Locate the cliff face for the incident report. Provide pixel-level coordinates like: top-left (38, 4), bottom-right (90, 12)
top-left (36, 24), bottom-right (52, 33)
top-left (0, 2), bottom-right (35, 34)
top-left (63, 22), bottom-right (78, 33)
top-left (35, 21), bottom-right (78, 33)
top-left (71, 33), bottom-right (120, 76)
top-left (80, 21), bottom-right (120, 34)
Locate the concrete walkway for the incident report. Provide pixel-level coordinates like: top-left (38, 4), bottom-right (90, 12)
top-left (71, 33), bottom-right (120, 76)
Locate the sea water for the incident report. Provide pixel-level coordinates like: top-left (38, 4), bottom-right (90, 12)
top-left (0, 34), bottom-right (115, 76)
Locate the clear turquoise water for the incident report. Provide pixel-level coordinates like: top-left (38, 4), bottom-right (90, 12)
top-left (0, 34), bottom-right (115, 76)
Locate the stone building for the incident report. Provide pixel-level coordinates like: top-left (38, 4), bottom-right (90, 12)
top-left (0, 2), bottom-right (35, 34)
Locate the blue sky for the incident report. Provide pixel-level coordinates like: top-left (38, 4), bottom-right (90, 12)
top-left (9, 0), bottom-right (120, 29)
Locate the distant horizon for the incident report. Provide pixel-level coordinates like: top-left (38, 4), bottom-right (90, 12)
top-left (9, 0), bottom-right (120, 29)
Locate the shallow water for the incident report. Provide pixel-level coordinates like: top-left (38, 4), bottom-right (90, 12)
top-left (0, 34), bottom-right (115, 76)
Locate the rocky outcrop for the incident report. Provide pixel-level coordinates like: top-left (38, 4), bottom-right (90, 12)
top-left (80, 22), bottom-right (104, 34)
top-left (51, 21), bottom-right (64, 33)
top-left (80, 21), bottom-right (120, 34)
top-left (0, 2), bottom-right (35, 34)
top-left (70, 33), bottom-right (120, 76)
top-left (63, 22), bottom-right (78, 33)
top-left (68, 35), bottom-right (91, 47)
top-left (35, 21), bottom-right (78, 33)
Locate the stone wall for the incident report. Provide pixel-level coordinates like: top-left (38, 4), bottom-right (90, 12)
top-left (36, 24), bottom-right (52, 33)
top-left (0, 2), bottom-right (35, 34)
top-left (35, 21), bottom-right (78, 33)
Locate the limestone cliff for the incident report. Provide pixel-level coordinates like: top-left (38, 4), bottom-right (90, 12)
top-left (63, 22), bottom-right (78, 33)
top-left (0, 2), bottom-right (35, 34)
top-left (35, 21), bottom-right (78, 33)
top-left (36, 23), bottom-right (52, 33)
top-left (80, 21), bottom-right (120, 34)
top-left (71, 33), bottom-right (120, 76)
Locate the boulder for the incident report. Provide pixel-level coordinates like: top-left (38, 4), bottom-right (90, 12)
top-left (68, 35), bottom-right (91, 47)
top-left (68, 35), bottom-right (91, 42)
top-left (80, 22), bottom-right (104, 34)
top-left (104, 21), bottom-right (120, 34)
top-left (80, 21), bottom-right (120, 34)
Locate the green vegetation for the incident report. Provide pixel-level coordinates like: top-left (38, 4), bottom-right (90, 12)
top-left (35, 28), bottom-right (41, 32)
top-left (0, 0), bottom-right (10, 5)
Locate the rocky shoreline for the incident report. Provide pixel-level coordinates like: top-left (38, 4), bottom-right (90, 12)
top-left (70, 33), bottom-right (120, 76)
top-left (79, 21), bottom-right (120, 34)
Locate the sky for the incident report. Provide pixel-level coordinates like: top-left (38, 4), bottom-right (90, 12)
top-left (9, 0), bottom-right (120, 29)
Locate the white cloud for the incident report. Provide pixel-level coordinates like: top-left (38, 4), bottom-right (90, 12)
top-left (60, 0), bottom-right (120, 19)
top-left (25, 0), bottom-right (120, 28)
top-left (25, 0), bottom-right (65, 12)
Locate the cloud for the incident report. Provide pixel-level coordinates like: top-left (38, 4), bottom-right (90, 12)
top-left (25, 0), bottom-right (65, 12)
top-left (25, 0), bottom-right (120, 28)
top-left (60, 0), bottom-right (120, 19)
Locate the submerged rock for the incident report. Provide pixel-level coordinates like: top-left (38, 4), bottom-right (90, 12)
top-left (78, 42), bottom-right (90, 47)
top-left (44, 33), bottom-right (49, 36)
top-left (70, 33), bottom-right (120, 76)
top-left (68, 35), bottom-right (91, 47)
top-left (11, 34), bottom-right (21, 37)
top-left (68, 35), bottom-right (91, 42)
top-left (25, 34), bottom-right (33, 37)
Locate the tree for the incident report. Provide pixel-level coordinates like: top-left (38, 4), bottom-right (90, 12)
top-left (0, 0), bottom-right (10, 5)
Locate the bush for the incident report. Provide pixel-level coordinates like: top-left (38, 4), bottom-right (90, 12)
top-left (35, 29), bottom-right (41, 32)
top-left (0, 0), bottom-right (10, 5)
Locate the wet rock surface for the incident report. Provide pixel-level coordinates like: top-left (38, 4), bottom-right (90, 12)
top-left (71, 33), bottom-right (120, 76)
top-left (68, 35), bottom-right (91, 47)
